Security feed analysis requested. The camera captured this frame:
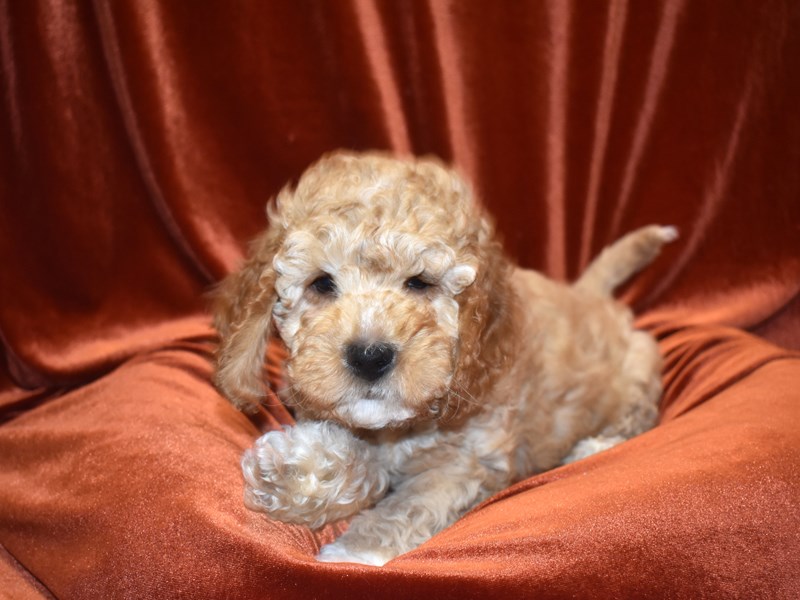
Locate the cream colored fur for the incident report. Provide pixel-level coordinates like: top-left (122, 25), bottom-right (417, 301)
top-left (213, 151), bottom-right (677, 566)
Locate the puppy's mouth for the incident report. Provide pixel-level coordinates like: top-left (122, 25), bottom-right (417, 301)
top-left (344, 398), bottom-right (416, 429)
top-left (336, 391), bottom-right (418, 430)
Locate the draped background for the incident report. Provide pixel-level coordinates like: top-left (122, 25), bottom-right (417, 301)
top-left (1, 1), bottom-right (799, 598)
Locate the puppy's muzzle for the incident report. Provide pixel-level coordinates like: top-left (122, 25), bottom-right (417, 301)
top-left (345, 342), bottom-right (396, 382)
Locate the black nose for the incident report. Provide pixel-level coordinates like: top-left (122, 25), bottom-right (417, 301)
top-left (345, 342), bottom-right (396, 382)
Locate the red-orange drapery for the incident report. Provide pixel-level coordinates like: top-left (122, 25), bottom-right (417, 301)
top-left (1, 2), bottom-right (799, 598)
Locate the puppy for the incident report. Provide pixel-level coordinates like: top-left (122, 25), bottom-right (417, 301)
top-left (213, 151), bottom-right (676, 566)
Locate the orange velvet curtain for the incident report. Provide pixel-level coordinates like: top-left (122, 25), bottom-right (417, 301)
top-left (1, 1), bottom-right (799, 598)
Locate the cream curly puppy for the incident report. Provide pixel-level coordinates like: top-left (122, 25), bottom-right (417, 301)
top-left (213, 151), bottom-right (676, 566)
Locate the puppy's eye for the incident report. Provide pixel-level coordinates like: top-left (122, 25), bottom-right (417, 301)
top-left (310, 274), bottom-right (337, 295)
top-left (405, 276), bottom-right (431, 291)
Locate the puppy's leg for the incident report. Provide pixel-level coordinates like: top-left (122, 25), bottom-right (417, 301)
top-left (562, 330), bottom-right (662, 465)
top-left (317, 447), bottom-right (500, 566)
top-left (242, 421), bottom-right (389, 529)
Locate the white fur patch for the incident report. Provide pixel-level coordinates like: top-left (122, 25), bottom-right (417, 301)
top-left (317, 542), bottom-right (391, 566)
top-left (343, 398), bottom-right (415, 430)
top-left (442, 264), bottom-right (476, 294)
top-left (659, 225), bottom-right (679, 242)
top-left (562, 435), bottom-right (626, 464)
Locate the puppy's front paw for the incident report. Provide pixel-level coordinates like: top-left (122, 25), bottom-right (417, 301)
top-left (241, 421), bottom-right (387, 529)
top-left (317, 541), bottom-right (393, 566)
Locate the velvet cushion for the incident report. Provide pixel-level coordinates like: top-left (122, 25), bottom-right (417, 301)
top-left (2, 0), bottom-right (799, 597)
top-left (1, 321), bottom-right (798, 597)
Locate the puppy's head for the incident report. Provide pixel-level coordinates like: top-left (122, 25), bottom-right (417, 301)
top-left (213, 151), bottom-right (513, 429)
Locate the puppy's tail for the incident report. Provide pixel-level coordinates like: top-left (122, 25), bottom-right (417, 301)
top-left (575, 225), bottom-right (678, 296)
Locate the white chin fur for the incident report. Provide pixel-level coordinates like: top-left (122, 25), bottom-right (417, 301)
top-left (341, 399), bottom-right (415, 430)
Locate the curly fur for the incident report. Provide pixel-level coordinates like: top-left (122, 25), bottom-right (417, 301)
top-left (212, 151), bottom-right (677, 565)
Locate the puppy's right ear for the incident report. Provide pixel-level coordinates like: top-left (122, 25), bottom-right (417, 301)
top-left (211, 225), bottom-right (282, 412)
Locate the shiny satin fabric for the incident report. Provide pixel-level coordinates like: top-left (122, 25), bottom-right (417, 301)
top-left (1, 1), bottom-right (799, 597)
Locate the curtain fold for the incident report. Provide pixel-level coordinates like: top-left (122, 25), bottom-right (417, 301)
top-left (2, 1), bottom-right (798, 390)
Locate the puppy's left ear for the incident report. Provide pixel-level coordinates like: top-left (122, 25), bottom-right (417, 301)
top-left (211, 225), bottom-right (282, 412)
top-left (443, 208), bottom-right (518, 423)
top-left (441, 263), bottom-right (477, 296)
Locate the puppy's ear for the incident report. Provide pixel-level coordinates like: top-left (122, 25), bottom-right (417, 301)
top-left (442, 211), bottom-right (519, 423)
top-left (211, 224), bottom-right (283, 412)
